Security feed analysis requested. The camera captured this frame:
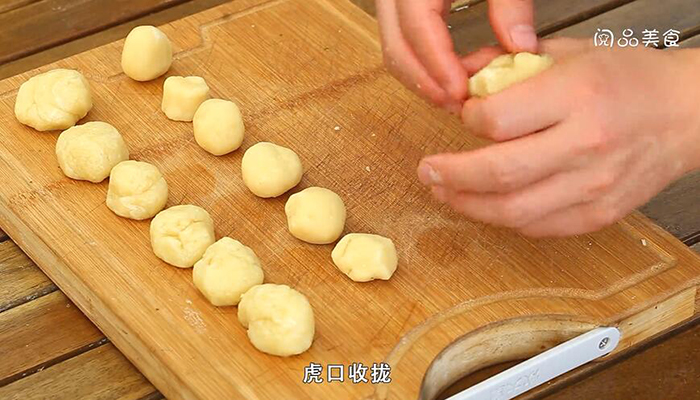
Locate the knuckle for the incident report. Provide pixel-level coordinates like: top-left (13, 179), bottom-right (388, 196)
top-left (488, 158), bottom-right (520, 191)
top-left (466, 103), bottom-right (507, 141)
top-left (592, 205), bottom-right (620, 229)
top-left (581, 126), bottom-right (612, 154)
top-left (585, 171), bottom-right (617, 198)
top-left (498, 196), bottom-right (529, 228)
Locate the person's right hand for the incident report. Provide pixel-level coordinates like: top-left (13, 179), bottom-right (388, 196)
top-left (376, 0), bottom-right (538, 113)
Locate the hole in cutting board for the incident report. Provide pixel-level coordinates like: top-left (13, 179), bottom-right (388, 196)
top-left (436, 360), bottom-right (522, 399)
top-left (419, 316), bottom-right (599, 400)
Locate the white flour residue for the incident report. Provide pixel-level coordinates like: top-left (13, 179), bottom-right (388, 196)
top-left (184, 307), bottom-right (207, 334)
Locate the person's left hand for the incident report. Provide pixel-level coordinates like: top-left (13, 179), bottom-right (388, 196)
top-left (417, 39), bottom-right (700, 237)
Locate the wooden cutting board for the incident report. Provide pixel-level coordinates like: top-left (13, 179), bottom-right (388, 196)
top-left (0, 0), bottom-right (698, 399)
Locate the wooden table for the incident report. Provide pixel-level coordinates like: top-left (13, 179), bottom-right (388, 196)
top-left (0, 0), bottom-right (698, 399)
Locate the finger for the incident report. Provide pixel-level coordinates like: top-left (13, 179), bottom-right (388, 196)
top-left (460, 46), bottom-right (506, 75)
top-left (517, 201), bottom-right (626, 238)
top-left (376, 0), bottom-right (461, 112)
top-left (461, 61), bottom-right (572, 141)
top-left (438, 167), bottom-right (614, 228)
top-left (488, 0), bottom-right (537, 53)
top-left (396, 0), bottom-right (469, 101)
top-left (417, 120), bottom-right (580, 193)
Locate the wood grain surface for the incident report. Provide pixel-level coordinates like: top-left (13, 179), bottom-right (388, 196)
top-left (0, 0), bottom-right (696, 398)
top-left (0, 344), bottom-right (156, 400)
top-left (0, 240), bottom-right (56, 313)
top-left (0, 0), bottom-right (193, 65)
top-left (552, 0), bottom-right (700, 42)
top-left (448, 0), bottom-right (633, 54)
top-left (0, 291), bottom-right (103, 385)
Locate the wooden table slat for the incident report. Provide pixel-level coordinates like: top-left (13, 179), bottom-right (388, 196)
top-left (0, 240), bottom-right (57, 313)
top-left (0, 0), bottom-right (232, 80)
top-left (552, 0), bottom-right (700, 42)
top-left (0, 344), bottom-right (157, 400)
top-left (641, 172), bottom-right (700, 243)
top-left (680, 33), bottom-right (700, 48)
top-left (0, 228), bottom-right (7, 241)
top-left (0, 290), bottom-right (104, 384)
top-left (447, 0), bottom-right (633, 54)
top-left (0, 0), bottom-right (193, 65)
top-left (542, 318), bottom-right (700, 400)
top-left (0, 0), bottom-right (39, 15)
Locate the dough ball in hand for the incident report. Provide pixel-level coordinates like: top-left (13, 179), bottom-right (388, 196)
top-left (238, 284), bottom-right (315, 357)
top-left (332, 233), bottom-right (397, 282)
top-left (193, 237), bottom-right (264, 306)
top-left (193, 99), bottom-right (245, 155)
top-left (469, 52), bottom-right (553, 97)
top-left (121, 26), bottom-right (172, 81)
top-left (150, 205), bottom-right (215, 268)
top-left (15, 69), bottom-right (92, 131)
top-left (55, 121), bottom-right (129, 183)
top-left (285, 187), bottom-right (345, 244)
top-left (162, 76), bottom-right (210, 122)
top-left (107, 160), bottom-right (168, 220)
top-left (241, 142), bottom-right (302, 197)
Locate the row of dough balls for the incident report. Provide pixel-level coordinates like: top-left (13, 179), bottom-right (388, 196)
top-left (151, 204), bottom-right (314, 356)
top-left (14, 24), bottom-right (407, 356)
top-left (123, 26), bottom-right (246, 156)
top-left (122, 26), bottom-right (317, 356)
top-left (242, 142), bottom-right (399, 281)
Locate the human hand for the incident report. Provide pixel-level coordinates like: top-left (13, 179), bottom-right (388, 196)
top-left (376, 0), bottom-right (537, 113)
top-left (417, 39), bottom-right (700, 237)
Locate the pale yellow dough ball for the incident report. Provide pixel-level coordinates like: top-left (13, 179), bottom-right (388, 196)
top-left (241, 142), bottom-right (302, 197)
top-left (121, 26), bottom-right (172, 81)
top-left (238, 284), bottom-right (315, 357)
top-left (193, 99), bottom-right (245, 156)
top-left (285, 187), bottom-right (346, 244)
top-left (15, 69), bottom-right (92, 131)
top-left (162, 76), bottom-right (210, 122)
top-left (468, 52), bottom-right (553, 97)
top-left (150, 205), bottom-right (215, 268)
top-left (193, 237), bottom-right (264, 306)
top-left (106, 160), bottom-right (168, 220)
top-left (55, 121), bottom-right (129, 183)
top-left (331, 233), bottom-right (398, 282)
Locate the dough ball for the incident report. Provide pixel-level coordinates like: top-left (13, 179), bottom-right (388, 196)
top-left (193, 237), bottom-right (264, 306)
top-left (106, 160), bottom-right (168, 220)
top-left (162, 76), bottom-right (210, 122)
top-left (469, 52), bottom-right (553, 97)
top-left (285, 187), bottom-right (345, 244)
top-left (238, 284), bottom-right (315, 357)
top-left (241, 142), bottom-right (302, 197)
top-left (121, 26), bottom-right (172, 81)
top-left (55, 121), bottom-right (129, 183)
top-left (331, 234), bottom-right (398, 282)
top-left (15, 69), bottom-right (92, 131)
top-left (193, 99), bottom-right (245, 156)
top-left (150, 205), bottom-right (215, 268)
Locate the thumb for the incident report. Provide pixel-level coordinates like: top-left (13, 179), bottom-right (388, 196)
top-left (488, 0), bottom-right (537, 53)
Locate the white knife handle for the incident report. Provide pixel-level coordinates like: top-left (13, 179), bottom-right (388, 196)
top-left (446, 327), bottom-right (621, 400)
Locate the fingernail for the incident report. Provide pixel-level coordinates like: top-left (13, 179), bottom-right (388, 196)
top-left (432, 186), bottom-right (448, 203)
top-left (509, 25), bottom-right (538, 52)
top-left (417, 162), bottom-right (442, 186)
